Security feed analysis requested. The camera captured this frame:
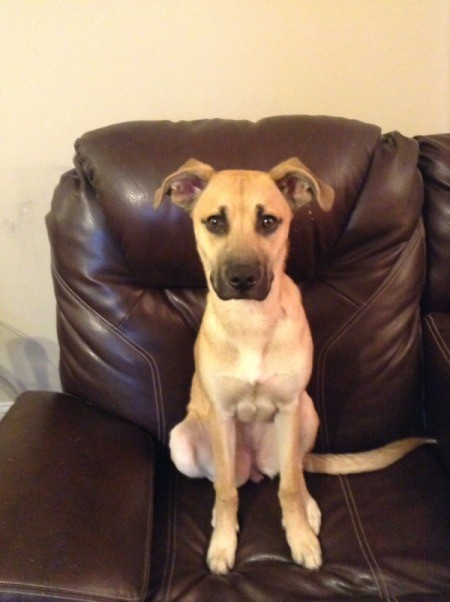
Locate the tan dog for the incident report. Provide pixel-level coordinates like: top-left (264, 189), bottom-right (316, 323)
top-left (154, 158), bottom-right (432, 575)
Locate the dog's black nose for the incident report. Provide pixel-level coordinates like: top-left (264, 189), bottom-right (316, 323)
top-left (212, 258), bottom-right (271, 301)
top-left (227, 264), bottom-right (260, 292)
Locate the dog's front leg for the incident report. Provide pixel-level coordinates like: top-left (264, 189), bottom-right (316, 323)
top-left (276, 395), bottom-right (322, 569)
top-left (207, 412), bottom-right (238, 575)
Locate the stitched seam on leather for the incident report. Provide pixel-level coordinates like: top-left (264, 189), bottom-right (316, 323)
top-left (0, 588), bottom-right (116, 602)
top-left (0, 579), bottom-right (146, 601)
top-left (53, 266), bottom-right (164, 440)
top-left (139, 457), bottom-right (155, 602)
top-left (315, 223), bottom-right (423, 597)
top-left (426, 315), bottom-right (450, 366)
top-left (52, 265), bottom-right (166, 443)
top-left (314, 277), bottom-right (361, 309)
top-left (117, 287), bottom-right (148, 329)
top-left (157, 468), bottom-right (178, 601)
top-left (339, 476), bottom-right (392, 600)
top-left (316, 223), bottom-right (424, 451)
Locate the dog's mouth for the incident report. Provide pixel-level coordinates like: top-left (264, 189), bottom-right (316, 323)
top-left (210, 261), bottom-right (273, 301)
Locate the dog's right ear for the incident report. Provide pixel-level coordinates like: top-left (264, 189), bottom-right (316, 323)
top-left (154, 159), bottom-right (214, 213)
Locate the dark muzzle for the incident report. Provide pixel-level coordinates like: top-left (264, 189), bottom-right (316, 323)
top-left (212, 258), bottom-right (273, 301)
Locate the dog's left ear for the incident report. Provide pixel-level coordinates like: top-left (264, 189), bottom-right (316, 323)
top-left (270, 157), bottom-right (334, 212)
top-left (154, 159), bottom-right (215, 212)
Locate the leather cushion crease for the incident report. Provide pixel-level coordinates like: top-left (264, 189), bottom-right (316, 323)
top-left (0, 117), bottom-right (448, 600)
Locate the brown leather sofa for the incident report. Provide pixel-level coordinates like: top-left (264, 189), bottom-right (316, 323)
top-left (0, 116), bottom-right (449, 601)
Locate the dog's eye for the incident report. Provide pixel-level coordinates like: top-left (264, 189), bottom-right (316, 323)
top-left (258, 214), bottom-right (280, 234)
top-left (204, 213), bottom-right (228, 235)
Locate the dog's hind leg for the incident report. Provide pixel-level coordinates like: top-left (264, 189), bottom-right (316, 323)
top-left (170, 414), bottom-right (254, 487)
top-left (169, 415), bottom-right (215, 481)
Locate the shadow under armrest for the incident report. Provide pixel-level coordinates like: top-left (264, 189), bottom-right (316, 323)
top-left (0, 391), bottom-right (154, 602)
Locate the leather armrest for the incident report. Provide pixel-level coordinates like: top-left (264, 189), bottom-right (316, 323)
top-left (423, 313), bottom-right (450, 471)
top-left (0, 392), bottom-right (154, 602)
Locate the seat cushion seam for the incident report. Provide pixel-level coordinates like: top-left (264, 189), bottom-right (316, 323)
top-left (158, 468), bottom-right (178, 601)
top-left (340, 476), bottom-right (392, 600)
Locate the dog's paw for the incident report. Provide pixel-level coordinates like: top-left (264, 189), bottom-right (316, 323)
top-left (306, 496), bottom-right (321, 536)
top-left (288, 530), bottom-right (322, 570)
top-left (207, 531), bottom-right (237, 575)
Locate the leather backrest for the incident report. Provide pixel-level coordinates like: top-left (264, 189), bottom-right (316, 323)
top-left (417, 134), bottom-right (450, 313)
top-left (47, 116), bottom-right (425, 451)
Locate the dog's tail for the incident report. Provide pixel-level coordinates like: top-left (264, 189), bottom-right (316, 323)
top-left (303, 437), bottom-right (436, 475)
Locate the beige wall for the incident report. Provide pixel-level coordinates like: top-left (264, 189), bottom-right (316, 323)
top-left (1, 0), bottom-right (449, 394)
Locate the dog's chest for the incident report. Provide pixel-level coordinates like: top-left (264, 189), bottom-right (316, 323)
top-left (219, 370), bottom-right (304, 422)
top-left (199, 293), bottom-right (313, 421)
top-left (212, 336), bottom-right (309, 422)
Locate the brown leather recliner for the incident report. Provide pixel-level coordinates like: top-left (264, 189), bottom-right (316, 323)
top-left (0, 116), bottom-right (449, 601)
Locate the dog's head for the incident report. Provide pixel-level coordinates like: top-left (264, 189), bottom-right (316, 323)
top-left (154, 158), bottom-right (334, 301)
